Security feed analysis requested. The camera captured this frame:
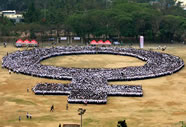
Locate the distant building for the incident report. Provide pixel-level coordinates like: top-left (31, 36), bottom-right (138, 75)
top-left (149, 0), bottom-right (186, 10)
top-left (180, 4), bottom-right (186, 10)
top-left (181, 3), bottom-right (186, 10)
top-left (177, 0), bottom-right (186, 5)
top-left (2, 10), bottom-right (16, 15)
top-left (1, 10), bottom-right (23, 23)
top-left (177, 0), bottom-right (186, 10)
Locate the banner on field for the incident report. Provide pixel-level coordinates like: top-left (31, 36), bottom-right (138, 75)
top-left (140, 36), bottom-right (144, 48)
top-left (60, 37), bottom-right (67, 40)
top-left (74, 37), bottom-right (81, 40)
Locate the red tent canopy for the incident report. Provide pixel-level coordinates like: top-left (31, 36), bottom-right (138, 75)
top-left (98, 40), bottom-right (104, 44)
top-left (90, 40), bottom-right (112, 45)
top-left (31, 40), bottom-right (38, 44)
top-left (90, 40), bottom-right (97, 45)
top-left (104, 40), bottom-right (112, 45)
top-left (24, 39), bottom-right (30, 44)
top-left (16, 39), bottom-right (23, 43)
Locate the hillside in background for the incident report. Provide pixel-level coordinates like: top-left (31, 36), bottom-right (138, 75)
top-left (0, 0), bottom-right (185, 43)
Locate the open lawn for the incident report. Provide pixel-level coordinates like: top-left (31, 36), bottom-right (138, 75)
top-left (0, 43), bottom-right (186, 127)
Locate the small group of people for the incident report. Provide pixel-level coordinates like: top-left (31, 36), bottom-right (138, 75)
top-left (18, 112), bottom-right (32, 122)
top-left (26, 112), bottom-right (32, 119)
top-left (156, 45), bottom-right (167, 51)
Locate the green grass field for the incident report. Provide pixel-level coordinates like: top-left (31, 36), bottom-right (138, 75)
top-left (0, 43), bottom-right (186, 127)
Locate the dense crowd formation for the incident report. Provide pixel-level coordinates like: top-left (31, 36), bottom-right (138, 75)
top-left (2, 46), bottom-right (184, 104)
top-left (33, 75), bottom-right (142, 104)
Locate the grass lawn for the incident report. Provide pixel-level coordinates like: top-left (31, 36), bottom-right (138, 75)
top-left (0, 43), bottom-right (186, 127)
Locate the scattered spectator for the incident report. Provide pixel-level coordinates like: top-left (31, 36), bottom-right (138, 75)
top-left (59, 123), bottom-right (62, 127)
top-left (26, 112), bottom-right (29, 119)
top-left (9, 70), bottom-right (11, 74)
top-left (4, 42), bottom-right (7, 48)
top-left (19, 116), bottom-right (21, 122)
top-left (29, 114), bottom-right (32, 119)
top-left (50, 105), bottom-right (54, 112)
top-left (66, 104), bottom-right (68, 110)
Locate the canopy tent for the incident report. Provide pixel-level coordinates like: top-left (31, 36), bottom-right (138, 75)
top-left (15, 39), bottom-right (38, 47)
top-left (30, 40), bottom-right (38, 45)
top-left (97, 40), bottom-right (104, 44)
top-left (104, 40), bottom-right (112, 45)
top-left (16, 39), bottom-right (24, 47)
top-left (90, 40), bottom-right (97, 45)
top-left (90, 40), bottom-right (112, 45)
top-left (16, 39), bottom-right (23, 43)
top-left (24, 39), bottom-right (30, 44)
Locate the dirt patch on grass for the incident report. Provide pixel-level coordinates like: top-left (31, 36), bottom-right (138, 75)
top-left (166, 101), bottom-right (182, 106)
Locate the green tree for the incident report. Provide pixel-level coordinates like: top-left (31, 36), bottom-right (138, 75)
top-left (24, 2), bottom-right (41, 23)
top-left (159, 15), bottom-right (185, 41)
top-left (0, 17), bottom-right (13, 36)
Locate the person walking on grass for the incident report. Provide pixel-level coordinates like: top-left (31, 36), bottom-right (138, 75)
top-left (9, 70), bottom-right (11, 74)
top-left (29, 113), bottom-right (32, 119)
top-left (59, 123), bottom-right (61, 127)
top-left (66, 103), bottom-right (68, 110)
top-left (50, 104), bottom-right (54, 112)
top-left (4, 42), bottom-right (7, 48)
top-left (26, 112), bottom-right (29, 119)
top-left (27, 88), bottom-right (29, 92)
top-left (19, 116), bottom-right (21, 122)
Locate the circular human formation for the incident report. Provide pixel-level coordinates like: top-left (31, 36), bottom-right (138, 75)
top-left (2, 46), bottom-right (184, 80)
top-left (2, 46), bottom-right (184, 104)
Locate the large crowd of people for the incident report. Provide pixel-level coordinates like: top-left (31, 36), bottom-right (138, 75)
top-left (33, 82), bottom-right (143, 104)
top-left (2, 46), bottom-right (184, 103)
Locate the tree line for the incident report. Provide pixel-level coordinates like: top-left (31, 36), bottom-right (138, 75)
top-left (0, 0), bottom-right (185, 43)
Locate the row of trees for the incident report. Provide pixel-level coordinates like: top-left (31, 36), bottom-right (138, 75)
top-left (0, 0), bottom-right (185, 42)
